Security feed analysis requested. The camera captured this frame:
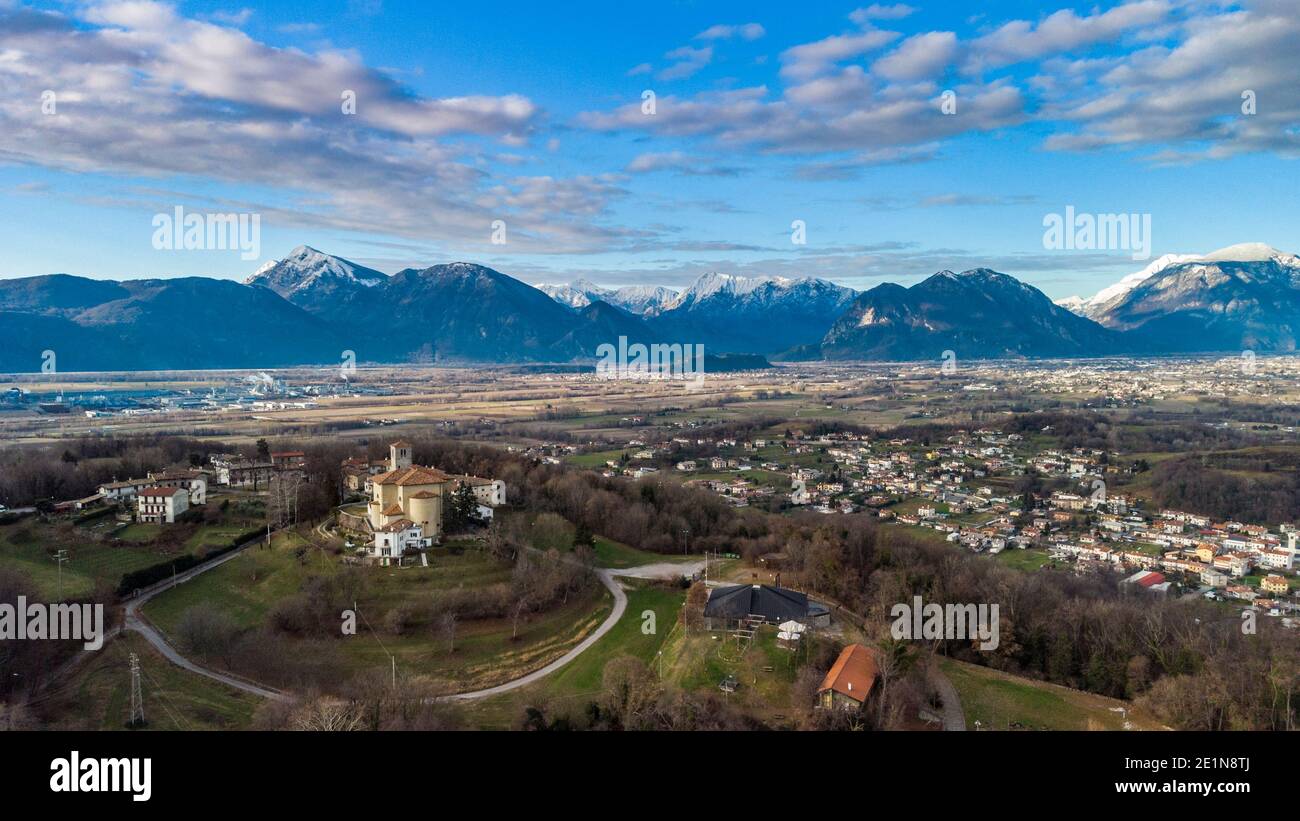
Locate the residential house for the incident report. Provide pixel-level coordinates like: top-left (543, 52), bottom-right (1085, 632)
top-left (136, 486), bottom-right (189, 524)
top-left (817, 644), bottom-right (879, 711)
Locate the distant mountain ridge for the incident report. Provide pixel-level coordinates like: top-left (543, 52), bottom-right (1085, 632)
top-left (245, 245), bottom-right (387, 315)
top-left (651, 272), bottom-right (859, 354)
top-left (816, 268), bottom-right (1124, 361)
top-left (1053, 243), bottom-right (1300, 352)
top-left (536, 280), bottom-right (678, 315)
top-left (3, 242), bottom-right (1299, 372)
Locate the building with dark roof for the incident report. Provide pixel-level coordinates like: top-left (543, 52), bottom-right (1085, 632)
top-left (703, 584), bottom-right (829, 630)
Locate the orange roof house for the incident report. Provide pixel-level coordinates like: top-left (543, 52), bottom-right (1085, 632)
top-left (817, 643), bottom-right (880, 710)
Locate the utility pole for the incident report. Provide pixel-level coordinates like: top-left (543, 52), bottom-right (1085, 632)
top-left (128, 653), bottom-right (145, 727)
top-left (53, 549), bottom-right (68, 600)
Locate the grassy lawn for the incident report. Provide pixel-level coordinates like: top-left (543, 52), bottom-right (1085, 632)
top-left (564, 449), bottom-right (630, 468)
top-left (590, 535), bottom-right (697, 569)
top-left (940, 657), bottom-right (1165, 731)
top-left (994, 549), bottom-right (1055, 572)
top-left (116, 523), bottom-right (163, 543)
top-left (142, 530), bottom-right (616, 695)
top-left (45, 632), bottom-right (262, 731)
top-left (465, 582), bottom-right (686, 728)
top-left (142, 531), bottom-right (321, 633)
top-left (0, 520), bottom-right (170, 600)
top-left (0, 497), bottom-right (268, 601)
top-left (660, 621), bottom-right (811, 724)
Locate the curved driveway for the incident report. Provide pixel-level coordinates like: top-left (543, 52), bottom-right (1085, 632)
top-left (122, 534), bottom-right (702, 705)
top-left (122, 538), bottom-right (289, 702)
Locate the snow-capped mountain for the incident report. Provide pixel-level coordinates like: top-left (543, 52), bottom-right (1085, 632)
top-left (654, 271), bottom-right (858, 354)
top-left (536, 279), bottom-right (607, 309)
top-left (819, 268), bottom-right (1123, 360)
top-left (245, 245), bottom-right (388, 314)
top-left (536, 279), bottom-right (678, 314)
top-left (1089, 243), bottom-right (1300, 352)
top-left (1057, 243), bottom-right (1300, 321)
top-left (663, 272), bottom-right (793, 310)
top-left (609, 284), bottom-right (679, 315)
top-left (1057, 253), bottom-right (1201, 319)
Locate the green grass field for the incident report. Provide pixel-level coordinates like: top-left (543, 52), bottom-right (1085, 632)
top-left (142, 530), bottom-right (617, 694)
top-left (465, 583), bottom-right (686, 728)
top-left (564, 449), bottom-right (631, 468)
top-left (660, 621), bottom-right (811, 724)
top-left (940, 658), bottom-right (1165, 731)
top-left (0, 521), bottom-right (170, 599)
top-left (0, 497), bottom-right (265, 600)
top-left (589, 535), bottom-right (697, 569)
top-left (45, 632), bottom-right (262, 731)
top-left (994, 549), bottom-right (1056, 572)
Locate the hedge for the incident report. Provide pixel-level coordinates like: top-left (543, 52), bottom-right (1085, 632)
top-left (116, 527), bottom-right (265, 596)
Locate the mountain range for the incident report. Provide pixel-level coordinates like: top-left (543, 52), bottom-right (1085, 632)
top-left (1058, 243), bottom-right (1300, 352)
top-left (1, 242), bottom-right (1297, 372)
top-left (816, 269), bottom-right (1125, 361)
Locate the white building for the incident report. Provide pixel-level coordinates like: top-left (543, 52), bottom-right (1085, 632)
top-left (450, 475), bottom-right (507, 507)
top-left (136, 486), bottom-right (189, 524)
top-left (372, 519), bottom-right (431, 566)
top-left (1259, 548), bottom-right (1295, 571)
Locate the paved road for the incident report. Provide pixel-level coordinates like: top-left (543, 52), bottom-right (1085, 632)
top-left (443, 557), bottom-right (710, 700)
top-left (613, 560), bottom-right (704, 580)
top-left (122, 537), bottom-right (289, 702)
top-left (443, 567), bottom-right (628, 701)
top-left (928, 664), bottom-right (967, 731)
top-left (121, 525), bottom-right (703, 705)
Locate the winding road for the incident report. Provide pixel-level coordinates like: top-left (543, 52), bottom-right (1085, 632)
top-left (444, 559), bottom-right (705, 701)
top-left (121, 530), bottom-right (702, 704)
top-left (122, 536), bottom-right (289, 702)
top-left (117, 547), bottom-right (965, 729)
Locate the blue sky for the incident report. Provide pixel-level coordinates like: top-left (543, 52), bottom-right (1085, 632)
top-left (0, 0), bottom-right (1296, 301)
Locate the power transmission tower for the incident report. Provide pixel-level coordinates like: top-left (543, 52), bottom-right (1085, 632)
top-left (128, 653), bottom-right (145, 727)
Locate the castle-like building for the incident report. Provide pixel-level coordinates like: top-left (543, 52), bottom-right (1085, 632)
top-left (367, 441), bottom-right (452, 538)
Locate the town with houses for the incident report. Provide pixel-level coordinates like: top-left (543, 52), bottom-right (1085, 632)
top-left (528, 421), bottom-right (1300, 627)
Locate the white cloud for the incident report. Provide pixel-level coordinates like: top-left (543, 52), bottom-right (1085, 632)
top-left (874, 31), bottom-right (959, 80)
top-left (658, 45), bottom-right (712, 80)
top-left (850, 4), bottom-right (915, 23)
top-left (968, 0), bottom-right (1172, 69)
top-left (625, 151), bottom-right (741, 176)
top-left (0, 1), bottom-right (630, 255)
top-left (780, 29), bottom-right (899, 80)
top-left (696, 23), bottom-right (765, 41)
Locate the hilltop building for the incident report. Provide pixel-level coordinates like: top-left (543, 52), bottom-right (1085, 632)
top-left (817, 643), bottom-right (880, 711)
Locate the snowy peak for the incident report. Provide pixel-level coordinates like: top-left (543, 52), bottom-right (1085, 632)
top-left (1201, 242), bottom-right (1297, 265)
top-left (1057, 244), bottom-right (1299, 319)
top-left (245, 246), bottom-right (388, 300)
top-left (536, 279), bottom-right (679, 314)
top-left (667, 271), bottom-right (799, 308)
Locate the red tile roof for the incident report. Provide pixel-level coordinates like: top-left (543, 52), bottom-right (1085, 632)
top-left (138, 486), bottom-right (182, 498)
top-left (373, 466), bottom-right (450, 487)
top-left (817, 643), bottom-right (879, 704)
